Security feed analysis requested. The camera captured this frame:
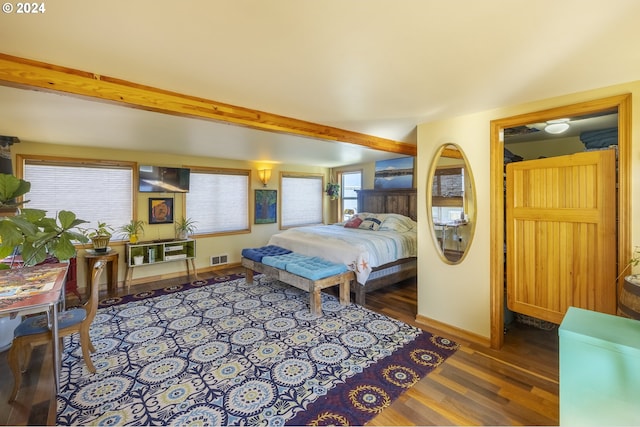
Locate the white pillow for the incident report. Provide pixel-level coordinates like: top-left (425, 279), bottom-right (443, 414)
top-left (358, 216), bottom-right (382, 231)
top-left (379, 214), bottom-right (416, 232)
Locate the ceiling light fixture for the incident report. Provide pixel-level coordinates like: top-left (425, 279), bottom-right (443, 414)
top-left (544, 118), bottom-right (570, 134)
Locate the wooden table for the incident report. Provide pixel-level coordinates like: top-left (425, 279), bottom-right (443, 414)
top-left (84, 250), bottom-right (119, 296)
top-left (0, 263), bottom-right (69, 394)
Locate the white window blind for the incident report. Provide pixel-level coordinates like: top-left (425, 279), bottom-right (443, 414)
top-left (281, 175), bottom-right (323, 227)
top-left (23, 162), bottom-right (133, 240)
top-left (186, 170), bottom-right (249, 234)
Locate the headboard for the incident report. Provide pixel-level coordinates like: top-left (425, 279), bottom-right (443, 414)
top-left (356, 188), bottom-right (417, 221)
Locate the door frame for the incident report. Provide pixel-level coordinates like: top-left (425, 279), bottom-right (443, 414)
top-left (489, 94), bottom-right (631, 349)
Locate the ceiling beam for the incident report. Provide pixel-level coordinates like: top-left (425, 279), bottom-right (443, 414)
top-left (0, 53), bottom-right (416, 156)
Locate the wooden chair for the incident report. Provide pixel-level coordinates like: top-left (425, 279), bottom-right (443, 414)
top-left (7, 260), bottom-right (106, 402)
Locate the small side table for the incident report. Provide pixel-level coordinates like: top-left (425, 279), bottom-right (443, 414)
top-left (84, 250), bottom-right (119, 297)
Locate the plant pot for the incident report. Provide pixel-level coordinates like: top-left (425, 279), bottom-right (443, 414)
top-left (129, 234), bottom-right (139, 244)
top-left (177, 231), bottom-right (188, 240)
top-left (91, 235), bottom-right (111, 252)
top-left (133, 255), bottom-right (144, 265)
top-left (619, 275), bottom-right (640, 320)
top-left (0, 207), bottom-right (19, 217)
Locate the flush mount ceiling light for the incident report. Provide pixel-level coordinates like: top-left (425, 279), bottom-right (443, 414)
top-left (544, 118), bottom-right (570, 134)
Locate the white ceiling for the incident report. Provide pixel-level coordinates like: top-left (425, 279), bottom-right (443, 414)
top-left (1, 0), bottom-right (640, 167)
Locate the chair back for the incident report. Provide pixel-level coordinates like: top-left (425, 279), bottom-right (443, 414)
top-left (84, 260), bottom-right (106, 323)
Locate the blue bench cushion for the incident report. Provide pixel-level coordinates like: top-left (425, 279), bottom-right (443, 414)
top-left (284, 256), bottom-right (348, 281)
top-left (262, 252), bottom-right (313, 269)
top-left (241, 245), bottom-right (292, 262)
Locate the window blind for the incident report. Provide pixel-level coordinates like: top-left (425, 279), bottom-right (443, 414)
top-left (24, 163), bottom-right (133, 239)
top-left (186, 171), bottom-right (249, 234)
top-left (281, 175), bottom-right (323, 227)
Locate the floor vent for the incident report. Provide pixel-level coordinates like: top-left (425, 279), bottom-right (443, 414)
top-left (210, 254), bottom-right (229, 266)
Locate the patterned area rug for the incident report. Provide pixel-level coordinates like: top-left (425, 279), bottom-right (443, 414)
top-left (56, 274), bottom-right (457, 426)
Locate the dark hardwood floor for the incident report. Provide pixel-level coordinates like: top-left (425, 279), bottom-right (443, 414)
top-left (0, 268), bottom-right (559, 426)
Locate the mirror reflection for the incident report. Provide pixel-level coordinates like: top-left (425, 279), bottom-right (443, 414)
top-left (427, 143), bottom-right (476, 264)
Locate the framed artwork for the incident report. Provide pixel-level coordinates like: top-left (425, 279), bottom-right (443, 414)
top-left (374, 157), bottom-right (415, 189)
top-left (255, 189), bottom-right (277, 224)
top-left (149, 197), bottom-right (174, 224)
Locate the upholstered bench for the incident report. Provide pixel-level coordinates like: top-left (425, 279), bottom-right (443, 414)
top-left (241, 245), bottom-right (292, 262)
top-left (241, 246), bottom-right (352, 315)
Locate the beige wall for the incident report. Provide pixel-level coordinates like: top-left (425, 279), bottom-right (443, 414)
top-left (417, 80), bottom-right (640, 340)
top-left (12, 141), bottom-right (329, 290)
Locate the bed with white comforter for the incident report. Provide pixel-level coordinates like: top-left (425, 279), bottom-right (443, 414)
top-left (267, 213), bottom-right (417, 288)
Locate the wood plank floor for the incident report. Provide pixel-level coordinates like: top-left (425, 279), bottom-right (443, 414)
top-left (0, 268), bottom-right (559, 426)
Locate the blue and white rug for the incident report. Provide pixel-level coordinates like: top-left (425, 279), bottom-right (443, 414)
top-left (56, 274), bottom-right (457, 425)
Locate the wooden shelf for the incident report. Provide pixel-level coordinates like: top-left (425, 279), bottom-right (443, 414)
top-left (124, 239), bottom-right (197, 290)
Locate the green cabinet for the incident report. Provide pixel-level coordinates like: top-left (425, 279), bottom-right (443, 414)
top-left (559, 306), bottom-right (640, 426)
top-left (124, 239), bottom-right (197, 289)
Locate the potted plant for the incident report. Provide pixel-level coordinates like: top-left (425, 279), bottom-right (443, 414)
top-left (0, 173), bottom-right (31, 216)
top-left (118, 219), bottom-right (145, 243)
top-left (82, 221), bottom-right (114, 252)
top-left (616, 246), bottom-right (640, 282)
top-left (617, 246), bottom-right (640, 320)
top-left (175, 217), bottom-right (197, 240)
top-left (325, 182), bottom-right (340, 200)
top-left (0, 207), bottom-right (89, 268)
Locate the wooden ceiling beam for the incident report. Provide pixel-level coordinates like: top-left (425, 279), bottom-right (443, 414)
top-left (0, 53), bottom-right (416, 156)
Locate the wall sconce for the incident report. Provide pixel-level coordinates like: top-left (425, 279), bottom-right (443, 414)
top-left (258, 169), bottom-right (272, 187)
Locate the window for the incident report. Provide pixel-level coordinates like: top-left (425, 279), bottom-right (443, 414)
top-left (20, 156), bottom-right (134, 240)
top-left (281, 174), bottom-right (323, 228)
top-left (186, 168), bottom-right (249, 235)
top-left (431, 166), bottom-right (464, 223)
top-left (340, 170), bottom-right (362, 220)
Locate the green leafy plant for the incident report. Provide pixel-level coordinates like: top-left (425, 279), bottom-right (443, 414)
top-left (175, 217), bottom-right (197, 239)
top-left (117, 219), bottom-right (145, 242)
top-left (0, 174), bottom-right (89, 267)
top-left (80, 220), bottom-right (114, 252)
top-left (616, 246), bottom-right (640, 281)
top-left (0, 173), bottom-right (31, 210)
top-left (325, 183), bottom-right (340, 200)
top-left (0, 208), bottom-right (89, 268)
top-left (82, 221), bottom-right (113, 238)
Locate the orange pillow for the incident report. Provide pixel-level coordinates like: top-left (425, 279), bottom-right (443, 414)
top-left (344, 216), bottom-right (363, 228)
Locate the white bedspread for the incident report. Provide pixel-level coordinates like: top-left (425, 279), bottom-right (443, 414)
top-left (267, 224), bottom-right (417, 284)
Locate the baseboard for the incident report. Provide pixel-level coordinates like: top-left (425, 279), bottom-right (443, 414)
top-left (197, 262), bottom-right (242, 276)
top-left (122, 262), bottom-right (243, 288)
top-left (415, 314), bottom-right (491, 347)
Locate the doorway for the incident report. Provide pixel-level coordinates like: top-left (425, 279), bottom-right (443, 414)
top-left (489, 94), bottom-right (631, 349)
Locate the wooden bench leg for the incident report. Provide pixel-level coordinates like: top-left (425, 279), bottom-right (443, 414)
top-left (245, 268), bottom-right (254, 284)
top-left (310, 288), bottom-right (321, 316)
top-left (340, 278), bottom-right (350, 306)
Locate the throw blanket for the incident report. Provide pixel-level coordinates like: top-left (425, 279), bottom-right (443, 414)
top-left (268, 224), bottom-right (417, 284)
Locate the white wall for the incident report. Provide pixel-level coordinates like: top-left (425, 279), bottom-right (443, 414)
top-left (417, 80), bottom-right (640, 340)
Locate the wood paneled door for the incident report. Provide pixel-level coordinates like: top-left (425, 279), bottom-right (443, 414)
top-left (506, 148), bottom-right (617, 324)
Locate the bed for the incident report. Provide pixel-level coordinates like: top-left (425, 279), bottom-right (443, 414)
top-left (268, 188), bottom-right (417, 305)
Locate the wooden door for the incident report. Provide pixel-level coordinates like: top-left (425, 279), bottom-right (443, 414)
top-left (506, 149), bottom-right (617, 324)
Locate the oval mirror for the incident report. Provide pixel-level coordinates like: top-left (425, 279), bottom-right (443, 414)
top-left (427, 143), bottom-right (477, 264)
